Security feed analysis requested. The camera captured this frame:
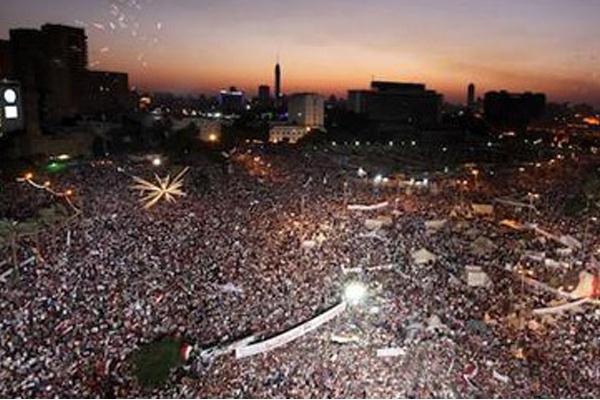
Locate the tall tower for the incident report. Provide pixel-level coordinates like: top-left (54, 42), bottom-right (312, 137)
top-left (274, 61), bottom-right (281, 102)
top-left (467, 83), bottom-right (475, 108)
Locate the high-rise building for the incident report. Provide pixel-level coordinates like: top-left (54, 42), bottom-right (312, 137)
top-left (274, 62), bottom-right (281, 101)
top-left (484, 90), bottom-right (546, 129)
top-left (258, 84), bottom-right (270, 104)
top-left (5, 24), bottom-right (130, 136)
top-left (0, 40), bottom-right (11, 78)
top-left (287, 93), bottom-right (324, 128)
top-left (41, 24), bottom-right (87, 71)
top-left (467, 83), bottom-right (475, 108)
top-left (348, 81), bottom-right (443, 130)
top-left (9, 28), bottom-right (44, 135)
top-left (38, 24), bottom-right (89, 122)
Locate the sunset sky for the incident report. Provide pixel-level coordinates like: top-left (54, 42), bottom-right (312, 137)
top-left (1, 0), bottom-right (599, 104)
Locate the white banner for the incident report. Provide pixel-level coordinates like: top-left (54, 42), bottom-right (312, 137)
top-left (236, 302), bottom-right (347, 358)
top-left (347, 202), bottom-right (389, 211)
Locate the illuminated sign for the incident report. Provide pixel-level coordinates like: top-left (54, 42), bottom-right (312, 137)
top-left (0, 81), bottom-right (24, 133)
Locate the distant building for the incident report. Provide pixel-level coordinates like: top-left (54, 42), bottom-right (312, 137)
top-left (1, 23), bottom-right (131, 157)
top-left (9, 28), bottom-right (45, 136)
top-left (32, 24), bottom-right (88, 124)
top-left (467, 83), bottom-right (475, 109)
top-left (484, 91), bottom-right (546, 129)
top-left (287, 93), bottom-right (324, 128)
top-left (0, 39), bottom-right (11, 78)
top-left (348, 81), bottom-right (442, 131)
top-left (7, 23), bottom-right (129, 128)
top-left (347, 90), bottom-right (371, 114)
top-left (219, 86), bottom-right (245, 114)
top-left (258, 84), bottom-right (270, 102)
top-left (42, 24), bottom-right (88, 70)
top-left (269, 125), bottom-right (310, 144)
top-left (274, 62), bottom-right (282, 108)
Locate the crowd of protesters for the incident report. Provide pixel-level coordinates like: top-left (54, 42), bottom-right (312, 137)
top-left (1, 143), bottom-right (599, 398)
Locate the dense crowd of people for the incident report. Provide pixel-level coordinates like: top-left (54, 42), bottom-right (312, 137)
top-left (1, 143), bottom-right (599, 397)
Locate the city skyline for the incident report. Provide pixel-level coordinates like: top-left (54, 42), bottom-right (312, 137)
top-left (1, 0), bottom-right (599, 105)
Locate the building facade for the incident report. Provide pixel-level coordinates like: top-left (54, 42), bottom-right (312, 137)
top-left (467, 83), bottom-right (475, 109)
top-left (269, 125), bottom-right (310, 144)
top-left (0, 40), bottom-right (11, 78)
top-left (258, 84), bottom-right (270, 103)
top-left (347, 81), bottom-right (443, 131)
top-left (484, 91), bottom-right (546, 129)
top-left (287, 93), bottom-right (324, 128)
top-left (347, 90), bottom-right (371, 114)
top-left (219, 87), bottom-right (245, 114)
top-left (1, 23), bottom-right (131, 157)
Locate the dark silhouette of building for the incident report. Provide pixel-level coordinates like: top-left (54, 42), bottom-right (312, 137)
top-left (0, 39), bottom-right (11, 78)
top-left (347, 90), bottom-right (371, 114)
top-left (42, 24), bottom-right (88, 70)
top-left (219, 86), bottom-right (245, 114)
top-left (467, 83), bottom-right (475, 109)
top-left (4, 23), bottom-right (131, 137)
top-left (348, 81), bottom-right (443, 131)
top-left (9, 28), bottom-right (44, 135)
top-left (258, 84), bottom-right (270, 104)
top-left (484, 90), bottom-right (546, 129)
top-left (274, 62), bottom-right (282, 105)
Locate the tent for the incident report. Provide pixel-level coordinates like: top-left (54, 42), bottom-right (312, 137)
top-left (412, 248), bottom-right (437, 265)
top-left (465, 265), bottom-right (491, 287)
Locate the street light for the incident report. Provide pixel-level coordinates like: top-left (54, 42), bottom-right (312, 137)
top-left (152, 157), bottom-right (162, 167)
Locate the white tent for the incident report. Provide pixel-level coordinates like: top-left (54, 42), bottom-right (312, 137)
top-left (412, 248), bottom-right (437, 265)
top-left (465, 265), bottom-right (491, 287)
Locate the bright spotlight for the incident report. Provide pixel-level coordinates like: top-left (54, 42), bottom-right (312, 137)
top-left (152, 157), bottom-right (161, 167)
top-left (344, 282), bottom-right (367, 305)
